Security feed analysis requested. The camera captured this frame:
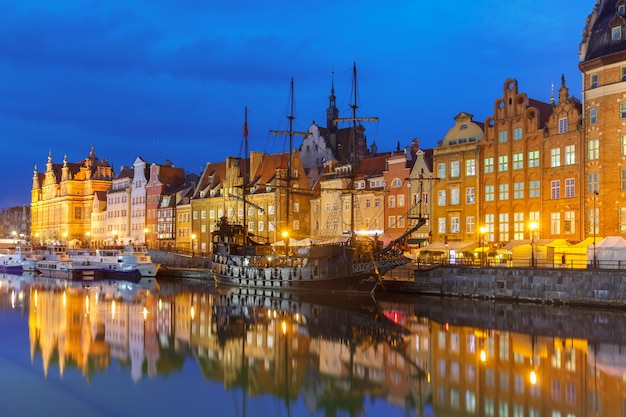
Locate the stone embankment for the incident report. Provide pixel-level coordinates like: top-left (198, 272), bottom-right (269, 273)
top-left (382, 264), bottom-right (626, 309)
top-left (149, 250), bottom-right (211, 279)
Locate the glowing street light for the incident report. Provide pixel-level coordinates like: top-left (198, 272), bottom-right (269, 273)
top-left (479, 226), bottom-right (487, 266)
top-left (529, 222), bottom-right (538, 268)
top-left (191, 233), bottom-right (197, 257)
top-left (282, 230), bottom-right (289, 256)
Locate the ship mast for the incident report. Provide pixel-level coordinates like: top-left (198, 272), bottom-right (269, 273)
top-left (243, 107), bottom-right (249, 242)
top-left (270, 79), bottom-right (307, 239)
top-left (335, 63), bottom-right (379, 239)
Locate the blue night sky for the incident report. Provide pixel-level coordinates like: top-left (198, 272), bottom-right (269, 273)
top-left (0, 1), bottom-right (594, 208)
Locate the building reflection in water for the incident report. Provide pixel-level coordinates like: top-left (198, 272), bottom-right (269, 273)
top-left (2, 272), bottom-right (626, 416)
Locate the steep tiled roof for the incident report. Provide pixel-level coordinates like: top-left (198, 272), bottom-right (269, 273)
top-left (528, 98), bottom-right (554, 129)
top-left (195, 161), bottom-right (226, 198)
top-left (580, 0), bottom-right (626, 63)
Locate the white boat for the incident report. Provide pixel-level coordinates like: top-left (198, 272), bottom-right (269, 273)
top-left (0, 248), bottom-right (28, 274)
top-left (67, 245), bottom-right (161, 278)
top-left (34, 245), bottom-right (99, 280)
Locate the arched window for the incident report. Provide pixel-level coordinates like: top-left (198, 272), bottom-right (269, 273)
top-left (391, 178), bottom-right (402, 187)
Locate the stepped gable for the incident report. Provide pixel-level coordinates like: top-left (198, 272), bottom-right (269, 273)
top-left (580, 0), bottom-right (626, 63)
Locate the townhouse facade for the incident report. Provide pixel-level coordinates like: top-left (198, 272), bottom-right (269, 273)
top-left (579, 0), bottom-right (626, 237)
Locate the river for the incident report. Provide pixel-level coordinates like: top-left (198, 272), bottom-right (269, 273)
top-left (0, 272), bottom-right (623, 416)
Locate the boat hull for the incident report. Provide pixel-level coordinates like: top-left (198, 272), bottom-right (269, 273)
top-left (0, 264), bottom-right (24, 274)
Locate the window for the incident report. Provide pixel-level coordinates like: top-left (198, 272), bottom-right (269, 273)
top-left (398, 194), bottom-right (405, 207)
top-left (438, 218), bottom-right (446, 233)
top-left (589, 108), bottom-right (597, 124)
top-left (391, 178), bottom-right (402, 187)
top-left (588, 138), bottom-right (599, 160)
top-left (551, 180), bottom-right (560, 199)
top-left (621, 102), bottom-right (626, 119)
top-left (565, 211), bottom-right (575, 234)
top-left (512, 153), bottom-right (523, 170)
top-left (485, 185), bottom-right (494, 202)
top-left (451, 217), bottom-right (460, 233)
top-left (588, 172), bottom-right (599, 193)
top-left (484, 157), bottom-right (494, 173)
top-left (550, 148), bottom-right (561, 167)
top-left (563, 145), bottom-right (575, 165)
top-left (499, 213), bottom-right (509, 242)
top-left (620, 207), bottom-right (626, 234)
top-left (622, 170), bottom-right (626, 191)
top-left (466, 216), bottom-right (475, 234)
top-left (293, 202), bottom-right (299, 212)
top-left (529, 180), bottom-right (540, 198)
top-left (499, 183), bottom-right (509, 200)
top-left (528, 150), bottom-right (540, 168)
top-left (514, 182), bottom-right (524, 199)
top-left (513, 127), bottom-right (522, 140)
top-left (388, 195), bottom-right (396, 208)
top-left (551, 212), bottom-right (561, 235)
top-left (622, 66), bottom-right (626, 81)
top-left (565, 178), bottom-right (575, 198)
top-left (466, 187), bottom-right (475, 204)
top-left (451, 161), bottom-right (460, 178)
top-left (589, 207), bottom-right (599, 235)
top-left (591, 73), bottom-right (598, 88)
top-left (558, 117), bottom-right (568, 133)
top-left (514, 212), bottom-right (524, 240)
top-left (622, 134), bottom-right (626, 156)
top-left (485, 214), bottom-right (494, 243)
top-left (388, 216), bottom-right (396, 228)
top-left (466, 159), bottom-right (476, 176)
top-left (451, 188), bottom-right (460, 205)
top-left (438, 190), bottom-right (446, 206)
top-left (498, 155), bottom-right (508, 172)
top-left (612, 26), bottom-right (622, 40)
top-left (498, 130), bottom-right (508, 143)
top-left (437, 163), bottom-right (446, 178)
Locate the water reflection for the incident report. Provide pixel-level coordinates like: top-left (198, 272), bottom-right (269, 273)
top-left (1, 272), bottom-right (626, 416)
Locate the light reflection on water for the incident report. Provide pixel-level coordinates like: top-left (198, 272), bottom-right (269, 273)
top-left (0, 272), bottom-right (625, 417)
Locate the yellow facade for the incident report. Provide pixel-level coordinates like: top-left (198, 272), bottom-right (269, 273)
top-left (30, 148), bottom-right (113, 246)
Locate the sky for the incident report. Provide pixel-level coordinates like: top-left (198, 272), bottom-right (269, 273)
top-left (0, 0), bottom-right (596, 209)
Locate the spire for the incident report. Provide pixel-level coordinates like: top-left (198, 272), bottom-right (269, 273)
top-left (326, 71), bottom-right (339, 132)
top-left (558, 73), bottom-right (569, 103)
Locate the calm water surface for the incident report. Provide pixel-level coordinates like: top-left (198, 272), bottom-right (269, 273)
top-left (0, 272), bottom-right (624, 417)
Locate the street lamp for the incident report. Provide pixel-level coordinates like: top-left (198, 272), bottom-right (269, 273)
top-left (144, 228), bottom-right (149, 247)
top-left (479, 226), bottom-right (487, 266)
top-left (593, 191), bottom-right (598, 268)
top-left (85, 231), bottom-right (91, 248)
top-left (282, 230), bottom-right (289, 256)
top-left (112, 230), bottom-right (118, 246)
top-left (529, 222), bottom-right (538, 268)
top-left (191, 233), bottom-right (196, 257)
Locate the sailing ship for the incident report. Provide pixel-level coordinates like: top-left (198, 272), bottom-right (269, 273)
top-left (211, 65), bottom-right (426, 293)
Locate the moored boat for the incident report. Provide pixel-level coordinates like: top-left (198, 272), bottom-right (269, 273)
top-left (68, 245), bottom-right (161, 278)
top-left (211, 217), bottom-right (418, 293)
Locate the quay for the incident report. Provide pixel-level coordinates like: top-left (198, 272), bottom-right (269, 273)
top-left (382, 263), bottom-right (626, 309)
top-left (151, 250), bottom-right (626, 309)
